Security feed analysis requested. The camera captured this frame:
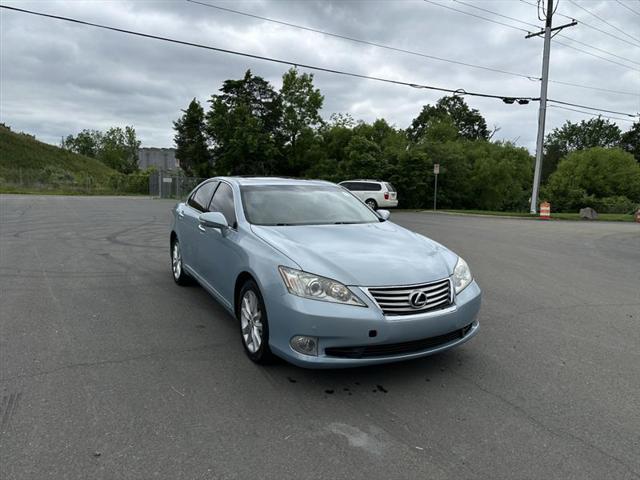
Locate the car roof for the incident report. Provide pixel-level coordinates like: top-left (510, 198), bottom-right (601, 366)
top-left (340, 179), bottom-right (385, 183)
top-left (216, 176), bottom-right (335, 187)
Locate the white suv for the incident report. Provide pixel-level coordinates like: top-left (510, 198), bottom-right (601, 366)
top-left (339, 180), bottom-right (398, 210)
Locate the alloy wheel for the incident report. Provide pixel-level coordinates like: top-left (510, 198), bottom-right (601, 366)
top-left (172, 241), bottom-right (182, 280)
top-left (240, 290), bottom-right (263, 353)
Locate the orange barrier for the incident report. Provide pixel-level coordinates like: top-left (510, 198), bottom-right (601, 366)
top-left (540, 202), bottom-right (551, 220)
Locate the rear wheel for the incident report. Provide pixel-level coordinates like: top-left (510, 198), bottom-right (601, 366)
top-left (365, 198), bottom-right (378, 210)
top-left (171, 238), bottom-right (191, 285)
top-left (237, 280), bottom-right (275, 364)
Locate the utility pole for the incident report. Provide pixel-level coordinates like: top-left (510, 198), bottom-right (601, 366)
top-left (433, 163), bottom-right (440, 211)
top-left (526, 0), bottom-right (577, 214)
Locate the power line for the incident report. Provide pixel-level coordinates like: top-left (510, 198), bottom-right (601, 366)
top-left (550, 79), bottom-right (639, 97)
top-left (186, 0), bottom-right (537, 81)
top-left (615, 0), bottom-right (640, 17)
top-left (0, 5), bottom-right (536, 102)
top-left (422, 0), bottom-right (529, 34)
top-left (567, 0), bottom-right (640, 44)
top-left (1, 4), bottom-right (636, 118)
top-left (443, 0), bottom-right (640, 69)
top-left (520, 0), bottom-right (640, 48)
top-left (557, 34), bottom-right (640, 66)
top-left (189, 0), bottom-right (639, 96)
top-left (548, 104), bottom-right (636, 123)
top-left (451, 0), bottom-right (538, 28)
top-left (553, 38), bottom-right (640, 70)
top-left (547, 99), bottom-right (637, 117)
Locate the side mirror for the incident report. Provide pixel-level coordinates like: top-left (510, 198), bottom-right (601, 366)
top-left (199, 211), bottom-right (228, 229)
top-left (377, 209), bottom-right (391, 221)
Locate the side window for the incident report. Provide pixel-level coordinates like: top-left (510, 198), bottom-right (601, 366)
top-left (366, 183), bottom-right (382, 191)
top-left (188, 181), bottom-right (217, 212)
top-left (209, 182), bottom-right (237, 228)
top-left (341, 182), bottom-right (354, 191)
top-left (349, 182), bottom-right (364, 191)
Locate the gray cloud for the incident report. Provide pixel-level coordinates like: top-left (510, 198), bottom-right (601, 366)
top-left (1, 0), bottom-right (638, 152)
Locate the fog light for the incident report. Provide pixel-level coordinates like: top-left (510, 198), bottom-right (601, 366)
top-left (290, 335), bottom-right (318, 356)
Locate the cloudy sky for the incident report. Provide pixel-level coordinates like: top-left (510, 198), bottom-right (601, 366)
top-left (1, 0), bottom-right (638, 152)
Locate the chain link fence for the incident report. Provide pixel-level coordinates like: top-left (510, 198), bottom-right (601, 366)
top-left (149, 170), bottom-right (206, 199)
top-left (0, 168), bottom-right (204, 197)
top-left (0, 168), bottom-right (151, 195)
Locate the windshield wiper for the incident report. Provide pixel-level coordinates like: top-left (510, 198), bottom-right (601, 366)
top-left (333, 221), bottom-right (364, 224)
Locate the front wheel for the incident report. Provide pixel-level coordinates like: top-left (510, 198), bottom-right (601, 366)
top-left (171, 238), bottom-right (191, 285)
top-left (237, 280), bottom-right (275, 364)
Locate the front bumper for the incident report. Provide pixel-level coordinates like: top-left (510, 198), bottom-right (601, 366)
top-left (267, 279), bottom-right (481, 368)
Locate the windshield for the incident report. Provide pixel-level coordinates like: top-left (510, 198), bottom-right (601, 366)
top-left (241, 185), bottom-right (381, 226)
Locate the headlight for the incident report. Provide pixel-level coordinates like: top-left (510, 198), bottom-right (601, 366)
top-left (452, 256), bottom-right (472, 294)
top-left (278, 266), bottom-right (366, 307)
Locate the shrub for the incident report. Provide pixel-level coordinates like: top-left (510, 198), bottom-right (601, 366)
top-left (546, 147), bottom-right (640, 212)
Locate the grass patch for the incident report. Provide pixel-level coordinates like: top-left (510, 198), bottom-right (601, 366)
top-left (549, 212), bottom-right (634, 222)
top-left (0, 125), bottom-right (152, 195)
top-left (0, 125), bottom-right (115, 183)
top-left (0, 185), bottom-right (145, 196)
top-left (439, 209), bottom-right (635, 222)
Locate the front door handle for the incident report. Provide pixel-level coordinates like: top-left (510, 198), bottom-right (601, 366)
top-left (198, 224), bottom-right (206, 232)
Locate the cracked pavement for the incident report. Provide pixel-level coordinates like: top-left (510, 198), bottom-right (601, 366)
top-left (1, 195), bottom-right (639, 479)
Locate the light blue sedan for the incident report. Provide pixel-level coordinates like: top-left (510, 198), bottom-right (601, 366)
top-left (170, 177), bottom-right (481, 368)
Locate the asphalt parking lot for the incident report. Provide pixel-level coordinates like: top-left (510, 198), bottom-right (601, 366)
top-left (1, 195), bottom-right (638, 480)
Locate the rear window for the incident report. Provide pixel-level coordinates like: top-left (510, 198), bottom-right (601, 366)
top-left (385, 183), bottom-right (396, 192)
top-left (348, 182), bottom-right (381, 191)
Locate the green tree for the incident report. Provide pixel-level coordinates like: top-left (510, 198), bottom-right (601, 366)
top-left (545, 147), bottom-right (640, 212)
top-left (173, 98), bottom-right (211, 176)
top-left (61, 129), bottom-right (102, 157)
top-left (465, 141), bottom-right (533, 211)
top-left (542, 117), bottom-right (622, 182)
top-left (98, 126), bottom-right (140, 174)
top-left (392, 146), bottom-right (432, 208)
top-left (206, 70), bottom-right (282, 175)
top-left (305, 115), bottom-right (356, 181)
top-left (123, 126), bottom-right (140, 173)
top-left (342, 135), bottom-right (385, 179)
top-left (408, 96), bottom-right (489, 142)
top-left (62, 126), bottom-right (139, 174)
top-left (168, 70), bottom-right (551, 213)
top-left (280, 68), bottom-right (324, 176)
top-left (620, 121), bottom-right (640, 163)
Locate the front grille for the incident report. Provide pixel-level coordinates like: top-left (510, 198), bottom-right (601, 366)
top-left (367, 278), bottom-right (452, 316)
top-left (325, 323), bottom-right (473, 359)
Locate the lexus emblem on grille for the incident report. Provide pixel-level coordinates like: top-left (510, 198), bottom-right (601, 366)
top-left (408, 290), bottom-right (428, 309)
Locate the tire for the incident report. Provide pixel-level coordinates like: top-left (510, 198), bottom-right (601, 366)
top-left (171, 238), bottom-right (191, 286)
top-left (365, 198), bottom-right (378, 210)
top-left (237, 280), bottom-right (275, 364)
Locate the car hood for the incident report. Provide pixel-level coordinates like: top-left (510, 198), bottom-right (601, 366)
top-left (251, 221), bottom-right (455, 287)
